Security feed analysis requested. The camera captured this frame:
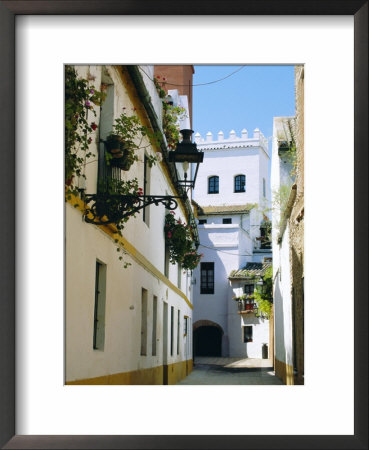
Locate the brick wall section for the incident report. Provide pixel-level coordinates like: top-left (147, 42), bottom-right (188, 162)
top-left (154, 65), bottom-right (194, 126)
top-left (289, 66), bottom-right (304, 385)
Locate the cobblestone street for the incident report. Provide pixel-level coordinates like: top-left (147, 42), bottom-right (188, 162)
top-left (177, 357), bottom-right (284, 385)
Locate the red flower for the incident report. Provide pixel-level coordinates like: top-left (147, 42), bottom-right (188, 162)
top-left (157, 75), bottom-right (161, 79)
top-left (87, 137), bottom-right (92, 144)
top-left (170, 211), bottom-right (175, 215)
top-left (167, 231), bottom-right (172, 238)
top-left (162, 77), bottom-right (166, 81)
top-left (91, 122), bottom-right (98, 131)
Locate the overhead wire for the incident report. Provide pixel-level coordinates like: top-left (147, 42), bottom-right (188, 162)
top-left (139, 65), bottom-right (246, 88)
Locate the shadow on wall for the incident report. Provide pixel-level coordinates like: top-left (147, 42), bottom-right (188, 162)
top-left (273, 275), bottom-right (286, 373)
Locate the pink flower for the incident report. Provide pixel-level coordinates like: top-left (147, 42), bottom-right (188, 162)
top-left (90, 89), bottom-right (95, 94)
top-left (85, 100), bottom-right (91, 107)
top-left (170, 211), bottom-right (175, 215)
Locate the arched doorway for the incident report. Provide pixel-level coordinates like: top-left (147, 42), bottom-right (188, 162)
top-left (193, 320), bottom-right (223, 357)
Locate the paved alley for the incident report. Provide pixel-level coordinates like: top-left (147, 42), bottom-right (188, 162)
top-left (177, 357), bottom-right (284, 385)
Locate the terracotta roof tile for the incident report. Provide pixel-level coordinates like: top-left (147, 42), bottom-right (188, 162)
top-left (197, 204), bottom-right (255, 216)
top-left (228, 261), bottom-right (272, 279)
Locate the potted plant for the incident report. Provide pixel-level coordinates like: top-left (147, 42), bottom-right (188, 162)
top-left (164, 212), bottom-right (202, 270)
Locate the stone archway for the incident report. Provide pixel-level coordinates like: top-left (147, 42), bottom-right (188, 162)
top-left (193, 320), bottom-right (224, 357)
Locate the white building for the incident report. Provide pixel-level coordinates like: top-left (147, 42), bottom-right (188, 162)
top-left (65, 65), bottom-right (196, 385)
top-left (192, 128), bottom-right (272, 358)
top-left (271, 116), bottom-right (296, 384)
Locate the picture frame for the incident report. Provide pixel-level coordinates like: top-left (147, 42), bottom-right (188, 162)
top-left (0, 1), bottom-right (367, 448)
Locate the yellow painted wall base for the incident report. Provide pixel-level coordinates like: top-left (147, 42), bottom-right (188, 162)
top-left (275, 358), bottom-right (294, 385)
top-left (66, 360), bottom-right (193, 385)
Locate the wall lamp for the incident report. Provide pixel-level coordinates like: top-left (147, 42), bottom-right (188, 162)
top-left (84, 129), bottom-right (203, 225)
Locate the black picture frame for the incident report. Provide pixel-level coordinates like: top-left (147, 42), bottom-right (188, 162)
top-left (0, 1), bottom-right (367, 449)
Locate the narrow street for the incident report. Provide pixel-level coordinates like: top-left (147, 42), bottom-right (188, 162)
top-left (177, 357), bottom-right (284, 385)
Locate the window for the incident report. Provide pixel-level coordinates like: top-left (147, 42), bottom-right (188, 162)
top-left (200, 262), bottom-right (214, 294)
top-left (177, 263), bottom-right (182, 289)
top-left (93, 261), bottom-right (107, 350)
top-left (170, 306), bottom-right (174, 356)
top-left (222, 218), bottom-right (232, 224)
top-left (263, 178), bottom-right (266, 197)
top-left (152, 296), bottom-right (157, 356)
top-left (177, 310), bottom-right (180, 355)
top-left (208, 176), bottom-right (219, 194)
top-left (199, 219), bottom-right (207, 224)
top-left (234, 175), bottom-right (246, 193)
top-left (243, 326), bottom-right (253, 343)
top-left (98, 80), bottom-right (122, 193)
top-left (244, 284), bottom-right (254, 295)
top-left (164, 243), bottom-right (170, 277)
top-left (183, 316), bottom-right (188, 336)
top-left (140, 288), bottom-right (148, 355)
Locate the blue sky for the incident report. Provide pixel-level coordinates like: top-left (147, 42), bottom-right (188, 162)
top-left (192, 65), bottom-right (295, 147)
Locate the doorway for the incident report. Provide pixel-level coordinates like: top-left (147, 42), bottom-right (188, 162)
top-left (194, 325), bottom-right (222, 357)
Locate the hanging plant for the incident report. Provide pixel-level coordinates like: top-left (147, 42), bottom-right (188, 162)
top-left (105, 109), bottom-right (162, 170)
top-left (164, 212), bottom-right (202, 270)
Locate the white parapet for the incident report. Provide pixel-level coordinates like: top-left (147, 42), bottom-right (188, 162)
top-left (194, 128), bottom-right (268, 153)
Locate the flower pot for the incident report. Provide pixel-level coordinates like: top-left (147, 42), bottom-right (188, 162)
top-left (112, 149), bottom-right (135, 171)
top-left (106, 134), bottom-right (125, 155)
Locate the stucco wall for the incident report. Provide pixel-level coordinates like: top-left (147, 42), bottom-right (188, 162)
top-left (273, 222), bottom-right (293, 367)
top-left (66, 65), bottom-right (194, 384)
top-left (288, 66), bottom-right (304, 384)
top-left (227, 282), bottom-right (270, 358)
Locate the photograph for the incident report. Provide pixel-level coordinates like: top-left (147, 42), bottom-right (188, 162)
top-left (1, 2), bottom-right (367, 446)
top-left (65, 64), bottom-right (304, 386)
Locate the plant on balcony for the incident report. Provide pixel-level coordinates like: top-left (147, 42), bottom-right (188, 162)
top-left (105, 110), bottom-right (162, 170)
top-left (164, 212), bottom-right (202, 270)
top-left (94, 177), bottom-right (144, 268)
top-left (65, 66), bottom-right (106, 192)
top-left (253, 266), bottom-right (273, 319)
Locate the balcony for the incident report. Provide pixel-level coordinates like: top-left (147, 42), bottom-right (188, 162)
top-left (237, 299), bottom-right (258, 314)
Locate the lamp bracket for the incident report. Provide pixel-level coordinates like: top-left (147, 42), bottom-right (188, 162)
top-left (83, 193), bottom-right (184, 225)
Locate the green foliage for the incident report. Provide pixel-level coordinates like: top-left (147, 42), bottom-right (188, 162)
top-left (279, 118), bottom-right (297, 174)
top-left (65, 66), bottom-right (106, 192)
top-left (107, 111), bottom-right (162, 167)
top-left (253, 266), bottom-right (273, 319)
top-left (164, 212), bottom-right (202, 270)
top-left (153, 76), bottom-right (166, 99)
top-left (163, 103), bottom-right (187, 150)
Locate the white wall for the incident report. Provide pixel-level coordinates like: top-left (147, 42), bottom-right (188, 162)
top-left (273, 223), bottom-right (293, 366)
top-left (271, 117), bottom-right (294, 368)
top-left (66, 65), bottom-right (194, 382)
top-left (227, 281), bottom-right (270, 358)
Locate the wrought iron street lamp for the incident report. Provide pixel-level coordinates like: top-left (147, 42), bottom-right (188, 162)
top-left (83, 129), bottom-right (203, 225)
top-left (169, 129), bottom-right (204, 191)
